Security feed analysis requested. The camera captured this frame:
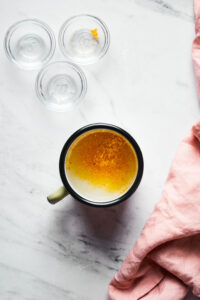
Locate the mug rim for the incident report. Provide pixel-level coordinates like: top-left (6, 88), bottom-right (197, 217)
top-left (59, 123), bottom-right (144, 207)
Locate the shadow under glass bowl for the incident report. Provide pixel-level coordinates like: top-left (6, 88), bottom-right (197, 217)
top-left (35, 61), bottom-right (87, 112)
top-left (58, 14), bottom-right (110, 65)
top-left (4, 18), bottom-right (56, 70)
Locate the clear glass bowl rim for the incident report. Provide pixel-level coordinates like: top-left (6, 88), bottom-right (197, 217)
top-left (4, 18), bottom-right (56, 70)
top-left (58, 14), bottom-right (110, 65)
top-left (35, 60), bottom-right (87, 112)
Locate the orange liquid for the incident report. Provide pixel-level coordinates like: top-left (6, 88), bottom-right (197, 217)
top-left (65, 129), bottom-right (138, 195)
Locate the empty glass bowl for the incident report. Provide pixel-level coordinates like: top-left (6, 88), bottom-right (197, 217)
top-left (4, 19), bottom-right (56, 70)
top-left (35, 61), bottom-right (87, 112)
top-left (58, 14), bottom-right (110, 65)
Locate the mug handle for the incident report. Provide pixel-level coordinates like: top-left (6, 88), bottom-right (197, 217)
top-left (47, 186), bottom-right (69, 204)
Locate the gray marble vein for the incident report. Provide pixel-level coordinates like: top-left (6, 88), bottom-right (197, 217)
top-left (135, 0), bottom-right (194, 22)
top-left (0, 263), bottom-right (88, 300)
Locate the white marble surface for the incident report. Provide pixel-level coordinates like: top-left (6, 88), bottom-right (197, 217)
top-left (0, 0), bottom-right (199, 299)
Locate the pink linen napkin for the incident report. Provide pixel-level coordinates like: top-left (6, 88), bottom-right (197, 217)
top-left (109, 1), bottom-right (200, 299)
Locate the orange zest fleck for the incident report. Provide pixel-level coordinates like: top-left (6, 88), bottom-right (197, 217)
top-left (91, 28), bottom-right (99, 40)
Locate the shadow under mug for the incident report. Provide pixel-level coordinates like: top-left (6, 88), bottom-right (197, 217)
top-left (47, 123), bottom-right (144, 207)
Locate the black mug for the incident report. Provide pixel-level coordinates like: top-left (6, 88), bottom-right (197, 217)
top-left (47, 123), bottom-right (143, 207)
